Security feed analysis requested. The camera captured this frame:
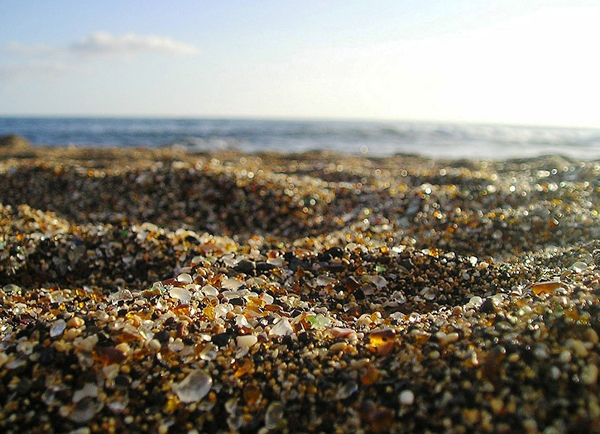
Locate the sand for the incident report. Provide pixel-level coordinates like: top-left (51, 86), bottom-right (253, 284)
top-left (0, 146), bottom-right (599, 433)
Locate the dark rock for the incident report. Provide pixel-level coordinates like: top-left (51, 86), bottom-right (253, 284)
top-left (319, 246), bottom-right (344, 260)
top-left (256, 261), bottom-right (276, 273)
top-left (0, 134), bottom-right (31, 150)
top-left (234, 259), bottom-right (255, 275)
top-left (480, 298), bottom-right (496, 314)
top-left (212, 332), bottom-right (231, 347)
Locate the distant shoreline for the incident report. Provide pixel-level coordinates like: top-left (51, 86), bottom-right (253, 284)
top-left (2, 142), bottom-right (599, 165)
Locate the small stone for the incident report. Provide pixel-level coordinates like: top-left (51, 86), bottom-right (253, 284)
top-left (172, 370), bottom-right (212, 403)
top-left (483, 346), bottom-right (507, 381)
top-left (235, 314), bottom-right (251, 329)
top-left (530, 280), bottom-right (565, 295)
top-left (571, 339), bottom-right (589, 358)
top-left (201, 285), bottom-right (219, 297)
top-left (336, 382), bottom-right (358, 400)
top-left (490, 398), bottom-right (503, 414)
top-left (16, 340), bottom-right (34, 355)
top-left (49, 319), bottom-right (67, 338)
top-left (581, 364), bottom-right (599, 385)
top-left (479, 298), bottom-right (496, 314)
top-left (242, 383), bottom-right (262, 407)
top-left (269, 318), bottom-right (294, 337)
top-left (222, 277), bottom-right (244, 290)
top-left (176, 273), bottom-right (193, 284)
top-left (102, 364), bottom-right (120, 382)
top-left (321, 246), bottom-right (344, 260)
top-left (68, 428), bottom-right (91, 434)
top-left (212, 332), bottom-right (231, 347)
top-left (328, 327), bottom-right (357, 339)
top-left (435, 331), bottom-right (459, 345)
top-left (256, 261), bottom-right (276, 273)
top-left (570, 261), bottom-right (588, 273)
top-left (170, 286), bottom-right (192, 303)
top-left (265, 401), bottom-right (284, 430)
top-left (467, 296), bottom-right (483, 308)
top-left (198, 343), bottom-right (218, 361)
top-left (368, 329), bottom-right (396, 355)
top-left (147, 339), bottom-right (162, 352)
top-left (115, 343), bottom-right (131, 355)
top-left (69, 397), bottom-right (101, 423)
top-left (234, 259), bottom-right (255, 274)
top-left (75, 335), bottom-right (99, 352)
top-left (316, 275), bottom-right (336, 286)
top-left (585, 328), bottom-right (599, 345)
top-left (558, 350), bottom-right (571, 364)
top-left (399, 390), bottom-right (414, 406)
top-left (95, 346), bottom-right (127, 365)
top-left (361, 365), bottom-right (380, 385)
top-left (236, 335), bottom-right (258, 348)
top-left (64, 328), bottom-right (81, 340)
top-left (67, 317), bottom-right (85, 328)
top-left (522, 418), bottom-right (538, 434)
top-left (368, 275), bottom-right (387, 288)
top-left (3, 284), bottom-right (21, 294)
top-left (233, 359), bottom-right (255, 378)
top-left (308, 314), bottom-right (331, 329)
top-left (329, 342), bottom-right (348, 353)
top-left (73, 384), bottom-right (99, 403)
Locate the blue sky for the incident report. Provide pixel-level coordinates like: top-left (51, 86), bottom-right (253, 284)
top-left (1, 1), bottom-right (599, 127)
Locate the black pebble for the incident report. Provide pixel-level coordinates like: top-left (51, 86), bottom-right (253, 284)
top-left (319, 246), bottom-right (344, 261)
top-left (212, 332), bottom-right (231, 347)
top-left (154, 330), bottom-right (170, 343)
top-left (234, 259), bottom-right (256, 275)
top-left (256, 261), bottom-right (276, 273)
top-left (230, 297), bottom-right (245, 306)
top-left (480, 298), bottom-right (496, 314)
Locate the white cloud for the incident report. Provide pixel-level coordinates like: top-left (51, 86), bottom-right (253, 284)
top-left (0, 32), bottom-right (200, 82)
top-left (2, 32), bottom-right (201, 59)
top-left (69, 32), bottom-right (201, 56)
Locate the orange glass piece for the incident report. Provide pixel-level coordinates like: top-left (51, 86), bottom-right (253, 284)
top-left (368, 329), bottom-right (396, 356)
top-left (243, 383), bottom-right (262, 408)
top-left (361, 365), bottom-right (380, 385)
top-left (233, 359), bottom-right (255, 378)
top-left (93, 346), bottom-right (127, 366)
top-left (530, 281), bottom-right (566, 295)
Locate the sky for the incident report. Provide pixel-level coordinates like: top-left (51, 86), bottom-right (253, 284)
top-left (1, 0), bottom-right (600, 127)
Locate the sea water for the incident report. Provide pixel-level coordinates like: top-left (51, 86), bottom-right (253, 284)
top-left (1, 117), bottom-right (599, 160)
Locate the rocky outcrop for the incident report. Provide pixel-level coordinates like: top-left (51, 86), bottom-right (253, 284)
top-left (0, 134), bottom-right (31, 150)
top-left (0, 134), bottom-right (31, 157)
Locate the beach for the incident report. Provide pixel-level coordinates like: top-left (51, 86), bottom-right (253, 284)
top-left (1, 145), bottom-right (599, 433)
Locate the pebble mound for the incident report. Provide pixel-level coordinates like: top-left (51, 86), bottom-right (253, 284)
top-left (0, 147), bottom-right (599, 433)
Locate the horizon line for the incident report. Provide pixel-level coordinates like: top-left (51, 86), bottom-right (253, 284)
top-left (1, 114), bottom-right (599, 131)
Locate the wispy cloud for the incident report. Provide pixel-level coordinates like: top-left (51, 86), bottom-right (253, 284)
top-left (0, 32), bottom-right (201, 81)
top-left (69, 32), bottom-right (201, 56)
top-left (3, 31), bottom-right (201, 59)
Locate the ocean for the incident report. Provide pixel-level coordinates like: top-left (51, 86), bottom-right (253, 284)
top-left (1, 117), bottom-right (599, 160)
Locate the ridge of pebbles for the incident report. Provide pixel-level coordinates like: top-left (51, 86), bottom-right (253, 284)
top-left (0, 148), bottom-right (599, 433)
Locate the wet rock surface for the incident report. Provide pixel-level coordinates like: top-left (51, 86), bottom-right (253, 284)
top-left (0, 147), bottom-right (599, 433)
